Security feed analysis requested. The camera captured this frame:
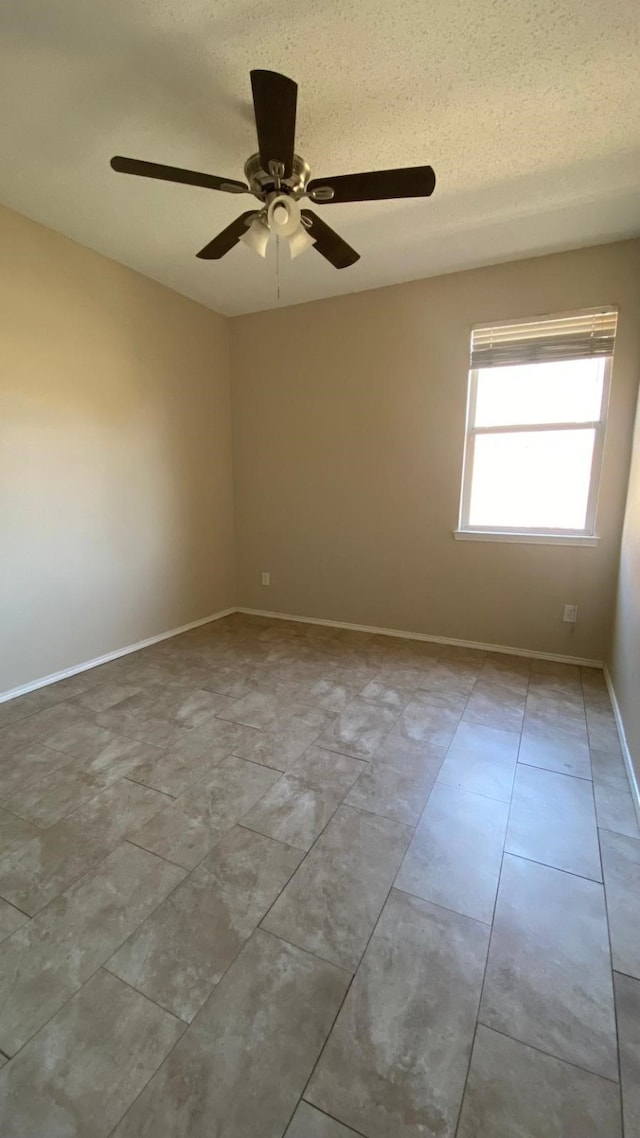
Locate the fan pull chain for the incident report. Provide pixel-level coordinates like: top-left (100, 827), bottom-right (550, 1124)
top-left (275, 234), bottom-right (281, 301)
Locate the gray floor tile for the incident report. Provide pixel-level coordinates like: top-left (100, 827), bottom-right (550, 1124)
top-left (392, 690), bottom-right (466, 747)
top-left (586, 707), bottom-right (621, 752)
top-left (525, 682), bottom-right (586, 713)
top-left (202, 664), bottom-right (260, 699)
top-left (71, 680), bottom-right (144, 713)
top-left (101, 716), bottom-right (222, 772)
top-left (600, 829), bottom-right (640, 978)
top-left (0, 841), bottom-right (184, 1054)
top-left (0, 681), bottom-right (91, 730)
top-left (317, 698), bottom-right (399, 760)
top-left (456, 1024), bottom-right (622, 1138)
top-left (396, 783), bottom-right (508, 923)
top-left (359, 668), bottom-right (425, 713)
top-left (530, 660), bottom-right (582, 697)
top-left (122, 721), bottom-right (258, 797)
top-left (479, 854), bottom-right (618, 1079)
top-left (583, 689), bottom-right (616, 717)
top-left (614, 971), bottom-right (640, 1138)
top-left (237, 676), bottom-right (314, 702)
top-left (262, 805), bottom-right (412, 970)
top-left (0, 741), bottom-right (77, 799)
top-left (0, 897), bottom-right (28, 943)
top-left (518, 731), bottom-right (592, 779)
top-left (111, 929), bottom-right (349, 1138)
top-left (131, 687), bottom-right (235, 729)
top-left (522, 708), bottom-right (588, 755)
top-left (306, 889), bottom-right (489, 1138)
top-left (0, 622), bottom-right (631, 1136)
top-left (439, 646), bottom-right (487, 664)
top-left (0, 779), bottom-right (169, 915)
top-left (132, 723), bottom-right (256, 796)
top-left (230, 719), bottom-right (323, 771)
top-left (106, 827), bottom-right (302, 1021)
top-left (581, 666), bottom-right (610, 701)
top-left (243, 746), bottom-right (365, 850)
top-left (285, 1102), bottom-right (362, 1137)
top-left (0, 702), bottom-right (93, 758)
top-left (217, 688), bottom-right (333, 732)
top-left (307, 677), bottom-right (370, 714)
top-left (591, 749), bottom-right (640, 838)
top-left (124, 743), bottom-right (224, 797)
top-left (525, 690), bottom-right (586, 720)
top-left (366, 637), bottom-right (439, 672)
top-left (506, 765), bottom-right (601, 880)
top-left (37, 719), bottom-right (125, 763)
top-left (162, 716), bottom-right (259, 761)
top-left (416, 659), bottom-right (482, 699)
top-left (345, 734), bottom-right (444, 825)
top-left (94, 707), bottom-right (219, 751)
top-left (0, 808), bottom-right (39, 859)
top-left (479, 653), bottom-right (531, 693)
top-left (130, 754), bottom-right (281, 868)
top-left (463, 681), bottom-right (525, 732)
top-left (0, 968), bottom-right (183, 1138)
top-left (3, 736), bottom-right (162, 826)
top-left (437, 722), bottom-right (519, 801)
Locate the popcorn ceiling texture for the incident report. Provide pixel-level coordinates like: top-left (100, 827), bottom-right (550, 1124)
top-left (0, 0), bottom-right (638, 314)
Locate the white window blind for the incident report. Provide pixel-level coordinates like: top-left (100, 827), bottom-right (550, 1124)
top-left (470, 308), bottom-right (618, 370)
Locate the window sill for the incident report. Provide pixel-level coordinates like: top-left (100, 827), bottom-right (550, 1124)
top-left (453, 530), bottom-right (600, 547)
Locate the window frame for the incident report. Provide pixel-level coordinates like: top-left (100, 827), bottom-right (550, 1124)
top-left (455, 354), bottom-right (612, 546)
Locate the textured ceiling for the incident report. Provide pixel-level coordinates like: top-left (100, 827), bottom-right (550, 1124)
top-left (1, 0), bottom-right (639, 315)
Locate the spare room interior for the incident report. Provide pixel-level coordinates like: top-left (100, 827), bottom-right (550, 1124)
top-left (0, 1), bottom-right (639, 1135)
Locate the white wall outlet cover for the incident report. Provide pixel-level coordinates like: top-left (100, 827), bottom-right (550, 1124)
top-left (563, 604), bottom-right (579, 623)
top-left (261, 572), bottom-right (270, 586)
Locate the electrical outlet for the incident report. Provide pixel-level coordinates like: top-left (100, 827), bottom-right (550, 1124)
top-left (563, 604), bottom-right (578, 623)
top-left (261, 571), bottom-right (270, 586)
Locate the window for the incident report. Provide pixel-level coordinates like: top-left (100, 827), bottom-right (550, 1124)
top-left (456, 308), bottom-right (617, 545)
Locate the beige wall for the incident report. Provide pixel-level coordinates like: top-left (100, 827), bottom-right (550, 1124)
top-left (231, 239), bottom-right (640, 661)
top-left (2, 215), bottom-right (638, 696)
top-left (609, 385), bottom-right (640, 793)
top-left (0, 206), bottom-right (235, 694)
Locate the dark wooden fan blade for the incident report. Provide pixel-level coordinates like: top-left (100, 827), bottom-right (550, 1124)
top-left (110, 156), bottom-right (248, 194)
top-left (300, 209), bottom-right (360, 269)
top-left (250, 70), bottom-right (297, 179)
top-left (307, 165), bottom-right (436, 203)
top-left (196, 212), bottom-right (260, 259)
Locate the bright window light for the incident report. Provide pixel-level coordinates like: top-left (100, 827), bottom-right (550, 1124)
top-left (469, 422), bottom-right (597, 529)
top-left (458, 309), bottom-right (616, 541)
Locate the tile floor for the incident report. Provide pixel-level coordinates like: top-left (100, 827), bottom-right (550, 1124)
top-left (0, 613), bottom-right (638, 1136)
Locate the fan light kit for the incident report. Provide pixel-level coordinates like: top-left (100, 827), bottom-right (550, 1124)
top-left (111, 69), bottom-right (436, 269)
top-left (239, 193), bottom-right (315, 259)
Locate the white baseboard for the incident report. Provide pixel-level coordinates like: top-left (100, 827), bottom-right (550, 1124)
top-left (603, 665), bottom-right (640, 827)
top-left (0, 601), bottom-right (605, 709)
top-left (236, 607), bottom-right (604, 668)
top-left (0, 608), bottom-right (236, 704)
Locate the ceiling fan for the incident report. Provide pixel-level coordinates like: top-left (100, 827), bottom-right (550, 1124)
top-left (111, 69), bottom-right (436, 269)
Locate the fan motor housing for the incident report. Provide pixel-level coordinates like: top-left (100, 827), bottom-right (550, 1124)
top-left (244, 153), bottom-right (310, 200)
